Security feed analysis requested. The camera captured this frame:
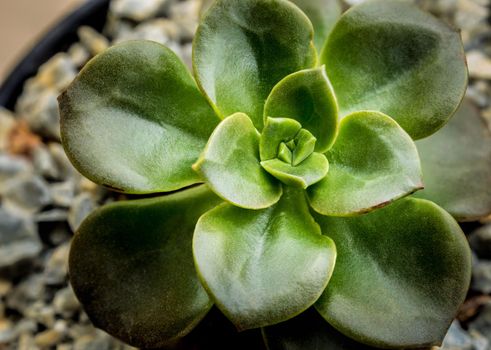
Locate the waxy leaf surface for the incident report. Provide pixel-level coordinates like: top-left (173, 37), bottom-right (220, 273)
top-left (308, 111), bottom-right (422, 216)
top-left (415, 100), bottom-right (491, 221)
top-left (322, 0), bottom-right (467, 140)
top-left (263, 308), bottom-right (378, 350)
top-left (193, 0), bottom-right (317, 129)
top-left (59, 41), bottom-right (218, 194)
top-left (264, 67), bottom-right (338, 152)
top-left (69, 186), bottom-right (223, 348)
top-left (194, 113), bottom-right (282, 209)
top-left (261, 153), bottom-right (328, 189)
top-left (260, 117), bottom-right (302, 161)
top-left (314, 198), bottom-right (472, 348)
top-left (290, 0), bottom-right (341, 53)
top-left (193, 188), bottom-right (336, 330)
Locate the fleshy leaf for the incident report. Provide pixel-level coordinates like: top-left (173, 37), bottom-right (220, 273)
top-left (262, 308), bottom-right (378, 350)
top-left (264, 67), bottom-right (338, 152)
top-left (260, 117), bottom-right (302, 161)
top-left (313, 198), bottom-right (472, 348)
top-left (308, 111), bottom-right (422, 216)
top-left (290, 0), bottom-right (342, 53)
top-left (193, 0), bottom-right (317, 129)
top-left (59, 41), bottom-right (219, 194)
top-left (292, 129), bottom-right (316, 165)
top-left (322, 0), bottom-right (467, 140)
top-left (193, 188), bottom-right (336, 330)
top-left (261, 153), bottom-right (328, 189)
top-left (415, 100), bottom-right (491, 221)
top-left (69, 186), bottom-right (223, 349)
top-left (193, 113), bottom-right (282, 209)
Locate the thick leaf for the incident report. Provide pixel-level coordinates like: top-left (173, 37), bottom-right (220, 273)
top-left (194, 113), bottom-right (282, 209)
top-left (313, 198), bottom-right (472, 348)
top-left (290, 0), bottom-right (342, 53)
top-left (193, 188), bottom-right (336, 330)
top-left (263, 308), bottom-right (379, 350)
top-left (261, 153), bottom-right (328, 189)
top-left (415, 100), bottom-right (491, 221)
top-left (59, 41), bottom-right (218, 194)
top-left (322, 0), bottom-right (467, 140)
top-left (264, 67), bottom-right (338, 152)
top-left (69, 186), bottom-right (223, 348)
top-left (193, 0), bottom-right (317, 129)
top-left (308, 111), bottom-right (422, 216)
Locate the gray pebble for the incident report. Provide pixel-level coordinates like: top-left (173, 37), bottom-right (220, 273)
top-left (469, 303), bottom-right (491, 343)
top-left (78, 26), bottom-right (110, 56)
top-left (54, 286), bottom-right (80, 318)
top-left (43, 243), bottom-right (70, 286)
top-left (111, 0), bottom-right (172, 22)
top-left (469, 225), bottom-right (491, 259)
top-left (2, 174), bottom-right (51, 214)
top-left (68, 193), bottom-right (97, 232)
top-left (473, 259), bottom-right (491, 294)
top-left (0, 209), bottom-right (42, 272)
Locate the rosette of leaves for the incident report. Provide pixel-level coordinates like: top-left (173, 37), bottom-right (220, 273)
top-left (58, 0), bottom-right (486, 348)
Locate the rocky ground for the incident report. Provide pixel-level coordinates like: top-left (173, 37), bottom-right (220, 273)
top-left (0, 0), bottom-right (489, 349)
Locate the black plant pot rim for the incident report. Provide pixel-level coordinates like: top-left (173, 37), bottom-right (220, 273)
top-left (0, 0), bottom-right (110, 110)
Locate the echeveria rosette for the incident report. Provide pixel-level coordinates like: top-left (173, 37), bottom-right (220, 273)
top-left (58, 0), bottom-right (472, 349)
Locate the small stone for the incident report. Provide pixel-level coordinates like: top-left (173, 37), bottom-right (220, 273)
top-left (0, 319), bottom-right (16, 344)
top-left (0, 154), bottom-right (32, 191)
top-left (441, 320), bottom-right (475, 350)
top-left (36, 53), bottom-right (78, 91)
top-left (467, 51), bottom-right (491, 80)
top-left (34, 329), bottom-right (63, 348)
top-left (54, 286), bottom-right (80, 318)
top-left (33, 144), bottom-right (60, 179)
top-left (68, 193), bottom-right (97, 232)
top-left (2, 174), bottom-right (51, 214)
top-left (68, 42), bottom-right (90, 68)
top-left (466, 81), bottom-right (490, 108)
top-left (18, 89), bottom-right (61, 140)
top-left (25, 301), bottom-right (56, 328)
top-left (0, 108), bottom-right (16, 152)
top-left (0, 209), bottom-right (42, 272)
top-left (17, 332), bottom-right (36, 350)
top-left (469, 225), bottom-right (491, 259)
top-left (111, 0), bottom-right (171, 22)
top-left (7, 120), bottom-right (42, 155)
top-left (469, 302), bottom-right (491, 339)
top-left (51, 181), bottom-right (76, 208)
top-left (472, 259), bottom-right (491, 294)
top-left (6, 274), bottom-right (45, 313)
top-left (181, 42), bottom-right (193, 70)
top-left (78, 26), bottom-right (110, 56)
top-left (49, 143), bottom-right (77, 181)
top-left (43, 242), bottom-right (70, 285)
top-left (0, 279), bottom-right (12, 297)
top-left (119, 18), bottom-right (180, 45)
top-left (57, 344), bottom-right (73, 350)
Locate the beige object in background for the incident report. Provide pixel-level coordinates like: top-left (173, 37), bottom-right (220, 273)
top-left (0, 0), bottom-right (84, 82)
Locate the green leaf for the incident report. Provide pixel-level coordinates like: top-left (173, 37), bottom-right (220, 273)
top-left (290, 0), bottom-right (342, 53)
top-left (193, 0), bottom-right (317, 129)
top-left (260, 117), bottom-right (302, 161)
top-left (313, 198), bottom-right (472, 348)
top-left (264, 67), bottom-right (338, 152)
top-left (261, 153), bottom-right (328, 189)
top-left (263, 308), bottom-right (379, 350)
top-left (193, 188), bottom-right (336, 330)
top-left (308, 111), bottom-right (422, 216)
top-left (292, 129), bottom-right (316, 166)
top-left (69, 186), bottom-right (223, 348)
top-left (415, 100), bottom-right (491, 221)
top-left (59, 41), bottom-right (219, 194)
top-left (321, 0), bottom-right (467, 140)
top-left (193, 113), bottom-right (282, 209)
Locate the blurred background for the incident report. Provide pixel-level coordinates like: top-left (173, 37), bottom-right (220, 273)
top-left (0, 0), bottom-right (83, 81)
top-left (0, 0), bottom-right (490, 349)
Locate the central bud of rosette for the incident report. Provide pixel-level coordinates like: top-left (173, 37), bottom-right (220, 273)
top-left (259, 117), bottom-right (329, 189)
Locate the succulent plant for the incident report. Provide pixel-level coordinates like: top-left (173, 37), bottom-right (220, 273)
top-left (58, 0), bottom-right (491, 348)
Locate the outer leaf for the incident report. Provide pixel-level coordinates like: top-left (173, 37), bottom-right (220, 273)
top-left (193, 188), bottom-right (336, 330)
top-left (415, 100), bottom-right (491, 221)
top-left (322, 0), bottom-right (467, 140)
top-left (290, 0), bottom-right (341, 53)
top-left (261, 153), bottom-right (328, 189)
top-left (308, 111), bottom-right (422, 216)
top-left (193, 0), bottom-right (317, 129)
top-left (313, 198), bottom-right (472, 349)
top-left (69, 186), bottom-right (223, 349)
top-left (264, 67), bottom-right (338, 152)
top-left (193, 113), bottom-right (282, 209)
top-left (263, 308), bottom-right (378, 350)
top-left (59, 41), bottom-right (218, 194)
